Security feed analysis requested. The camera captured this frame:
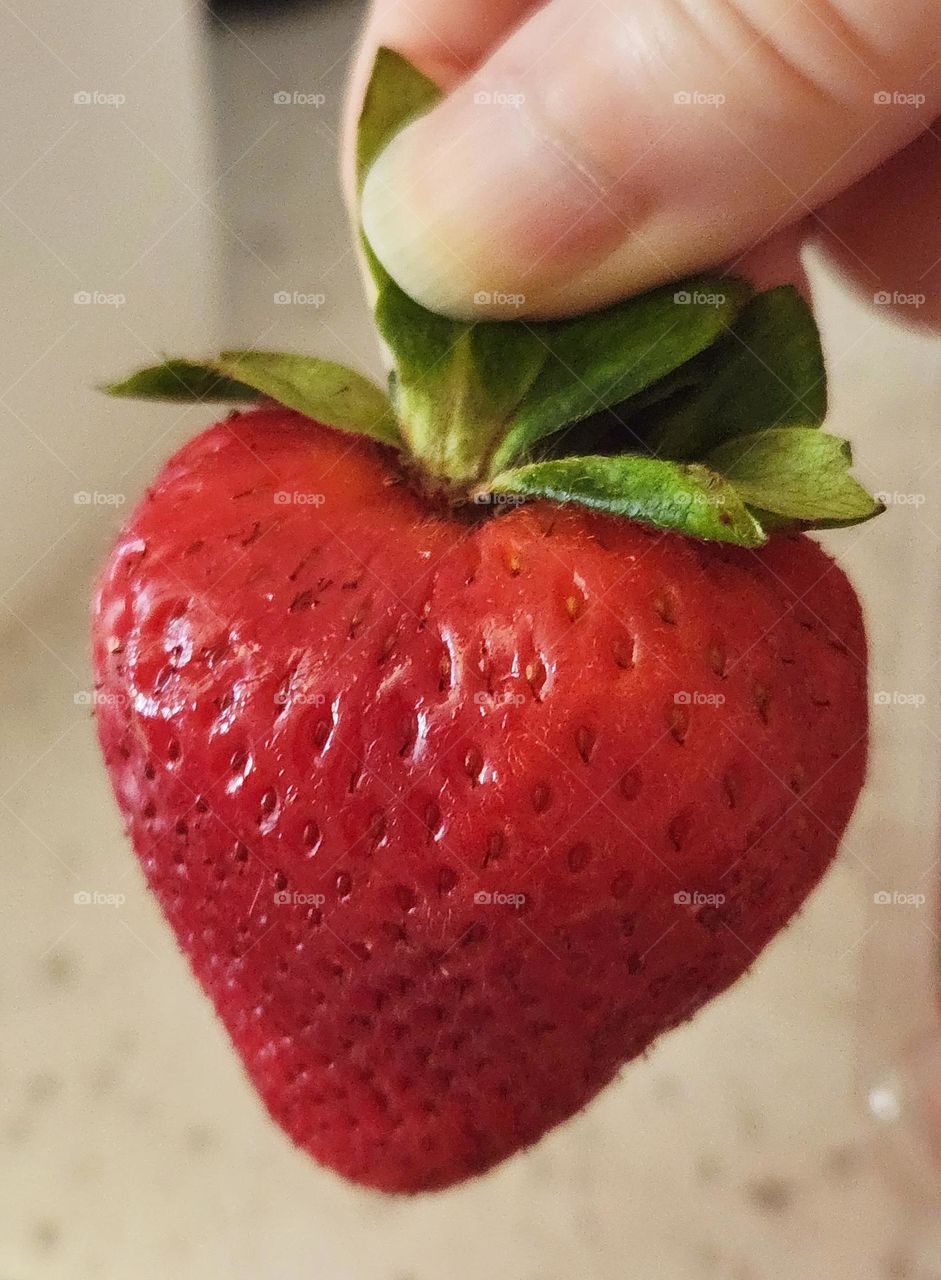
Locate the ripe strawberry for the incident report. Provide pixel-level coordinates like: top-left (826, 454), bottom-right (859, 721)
top-left (91, 48), bottom-right (880, 1192)
top-left (93, 407), bottom-right (867, 1192)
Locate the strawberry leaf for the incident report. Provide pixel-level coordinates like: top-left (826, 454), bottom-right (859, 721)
top-left (104, 353), bottom-right (399, 447)
top-left (488, 279), bottom-right (751, 474)
top-left (103, 359), bottom-right (261, 403)
top-left (487, 455), bottom-right (766, 546)
top-left (213, 352), bottom-right (398, 444)
top-left (707, 428), bottom-right (883, 525)
top-left (355, 48), bottom-right (441, 197)
top-left (645, 287), bottom-right (826, 459)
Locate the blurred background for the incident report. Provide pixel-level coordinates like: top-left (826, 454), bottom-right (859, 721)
top-left (2, 1), bottom-right (941, 1276)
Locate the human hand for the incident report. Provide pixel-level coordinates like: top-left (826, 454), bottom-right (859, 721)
top-left (348, 0), bottom-right (941, 327)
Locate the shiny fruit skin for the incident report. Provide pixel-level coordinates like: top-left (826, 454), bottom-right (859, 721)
top-left (92, 407), bottom-right (868, 1192)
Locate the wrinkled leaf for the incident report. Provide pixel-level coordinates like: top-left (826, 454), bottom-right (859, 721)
top-left (490, 278), bottom-right (751, 473)
top-left (488, 454), bottom-right (767, 546)
top-left (647, 286), bottom-right (826, 459)
top-left (707, 427), bottom-right (882, 525)
top-left (213, 351), bottom-right (398, 443)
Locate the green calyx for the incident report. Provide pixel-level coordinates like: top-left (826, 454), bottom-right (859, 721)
top-left (101, 48), bottom-right (883, 547)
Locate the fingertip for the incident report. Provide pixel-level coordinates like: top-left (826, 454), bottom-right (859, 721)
top-left (360, 88), bottom-right (644, 319)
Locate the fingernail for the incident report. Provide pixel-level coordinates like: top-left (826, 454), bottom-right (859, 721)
top-left (361, 90), bottom-right (638, 319)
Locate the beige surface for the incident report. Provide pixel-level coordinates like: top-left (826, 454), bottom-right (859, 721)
top-left (3, 3), bottom-right (941, 1278)
top-left (0, 0), bottom-right (221, 616)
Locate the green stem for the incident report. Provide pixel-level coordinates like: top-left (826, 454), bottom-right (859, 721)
top-left (393, 368), bottom-right (515, 491)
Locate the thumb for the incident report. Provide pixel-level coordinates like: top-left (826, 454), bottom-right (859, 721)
top-left (361, 0), bottom-right (941, 319)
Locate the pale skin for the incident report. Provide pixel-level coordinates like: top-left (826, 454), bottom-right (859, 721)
top-left (344, 0), bottom-right (941, 329)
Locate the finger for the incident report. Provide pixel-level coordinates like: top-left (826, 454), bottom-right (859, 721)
top-left (360, 0), bottom-right (941, 319)
top-left (355, 0), bottom-right (540, 90)
top-left (730, 221), bottom-right (811, 297)
top-left (342, 0), bottom-right (539, 201)
top-left (812, 122), bottom-right (941, 330)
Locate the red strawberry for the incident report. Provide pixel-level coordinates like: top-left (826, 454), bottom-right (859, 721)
top-left (91, 46), bottom-right (882, 1194)
top-left (93, 406), bottom-right (867, 1192)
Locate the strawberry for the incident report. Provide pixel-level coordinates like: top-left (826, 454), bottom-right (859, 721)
top-left (94, 405), bottom-right (867, 1191)
top-left (92, 49), bottom-right (880, 1192)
